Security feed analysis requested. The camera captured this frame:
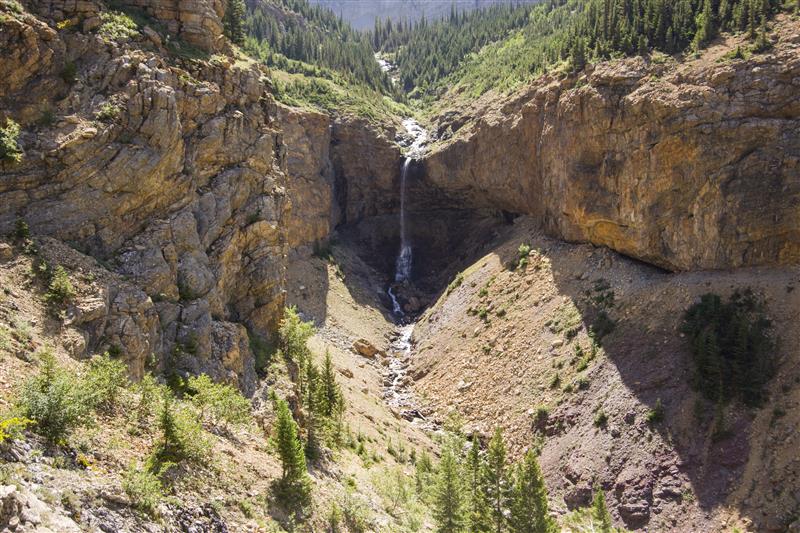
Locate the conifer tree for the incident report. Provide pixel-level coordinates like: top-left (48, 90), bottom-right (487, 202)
top-left (508, 450), bottom-right (555, 533)
top-left (273, 398), bottom-right (311, 508)
top-left (319, 350), bottom-right (343, 418)
top-left (570, 37), bottom-right (587, 72)
top-left (591, 487), bottom-right (613, 533)
top-left (482, 428), bottom-right (510, 533)
top-left (223, 0), bottom-right (246, 46)
top-left (304, 358), bottom-right (321, 461)
top-left (466, 436), bottom-right (490, 532)
top-left (433, 447), bottom-right (464, 533)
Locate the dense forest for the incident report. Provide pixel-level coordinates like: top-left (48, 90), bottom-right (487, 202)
top-left (238, 0), bottom-right (789, 104)
top-left (242, 0), bottom-right (397, 96)
top-left (370, 3), bottom-right (535, 94)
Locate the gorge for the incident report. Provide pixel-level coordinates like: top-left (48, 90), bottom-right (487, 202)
top-left (1, 0), bottom-right (799, 531)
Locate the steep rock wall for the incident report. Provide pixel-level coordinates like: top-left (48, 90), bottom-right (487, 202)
top-left (424, 28), bottom-right (800, 271)
top-left (0, 2), bottom-right (286, 393)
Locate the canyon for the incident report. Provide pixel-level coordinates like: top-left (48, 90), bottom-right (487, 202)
top-left (1, 0), bottom-right (799, 531)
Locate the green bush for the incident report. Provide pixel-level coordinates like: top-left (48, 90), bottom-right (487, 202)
top-left (45, 265), bottom-right (76, 308)
top-left (149, 393), bottom-right (210, 470)
top-left (98, 10), bottom-right (139, 41)
top-left (0, 416), bottom-right (33, 443)
top-left (95, 102), bottom-right (121, 123)
top-left (278, 306), bottom-right (315, 365)
top-left (83, 352), bottom-right (129, 412)
top-left (593, 409), bottom-right (608, 428)
top-left (446, 272), bottom-right (464, 295)
top-left (646, 399), bottom-right (664, 424)
top-left (123, 464), bottom-right (162, 515)
top-left (19, 348), bottom-right (90, 442)
top-left (60, 62), bottom-right (77, 84)
top-left (186, 374), bottom-right (252, 429)
top-left (0, 119), bottom-right (23, 164)
top-left (132, 373), bottom-right (164, 428)
top-left (13, 218), bottom-right (29, 241)
top-left (681, 290), bottom-right (774, 407)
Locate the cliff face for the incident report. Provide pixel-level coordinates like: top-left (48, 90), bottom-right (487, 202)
top-left (0, 0), bottom-right (288, 392)
top-left (424, 25), bottom-right (800, 271)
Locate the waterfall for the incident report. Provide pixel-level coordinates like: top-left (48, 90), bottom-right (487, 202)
top-left (389, 119), bottom-right (427, 318)
top-left (395, 157), bottom-right (413, 283)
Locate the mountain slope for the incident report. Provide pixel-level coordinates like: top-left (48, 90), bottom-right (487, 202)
top-left (410, 217), bottom-right (800, 532)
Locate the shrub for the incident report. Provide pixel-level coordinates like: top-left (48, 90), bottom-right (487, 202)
top-left (123, 464), bottom-right (162, 516)
top-left (132, 373), bottom-right (162, 427)
top-left (589, 310), bottom-right (616, 341)
top-left (83, 352), bottom-right (129, 412)
top-left (593, 409), bottom-right (608, 428)
top-left (95, 102), bottom-right (120, 123)
top-left (149, 392), bottom-right (210, 470)
top-left (0, 416), bottom-right (33, 443)
top-left (446, 272), bottom-right (464, 295)
top-left (646, 399), bottom-right (664, 424)
top-left (681, 290), bottom-right (774, 407)
top-left (98, 10), bottom-right (139, 41)
top-left (13, 218), bottom-right (29, 241)
top-left (19, 348), bottom-right (89, 442)
top-left (60, 62), bottom-right (77, 84)
top-left (45, 266), bottom-right (76, 308)
top-left (0, 119), bottom-right (23, 163)
top-left (186, 374), bottom-right (252, 429)
top-left (516, 243), bottom-right (531, 270)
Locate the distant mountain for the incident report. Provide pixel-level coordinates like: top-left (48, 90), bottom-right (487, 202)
top-left (307, 0), bottom-right (540, 30)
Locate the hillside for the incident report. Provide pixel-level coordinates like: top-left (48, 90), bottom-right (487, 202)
top-left (411, 217), bottom-right (800, 531)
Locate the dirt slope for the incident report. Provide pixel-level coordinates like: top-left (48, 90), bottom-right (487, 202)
top-left (0, 239), bottom-right (436, 531)
top-left (409, 217), bottom-right (800, 532)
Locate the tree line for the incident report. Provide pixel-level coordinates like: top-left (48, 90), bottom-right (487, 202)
top-left (431, 427), bottom-right (616, 532)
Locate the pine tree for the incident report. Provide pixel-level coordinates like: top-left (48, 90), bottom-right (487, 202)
top-left (694, 0), bottom-right (717, 49)
top-left (304, 358), bottom-right (321, 461)
top-left (570, 37), bottom-right (587, 72)
top-left (273, 398), bottom-right (311, 508)
top-left (508, 450), bottom-right (555, 533)
top-left (466, 436), bottom-right (490, 532)
top-left (482, 428), bottom-right (510, 533)
top-left (591, 487), bottom-right (613, 533)
top-left (319, 350), bottom-right (343, 418)
top-left (637, 35), bottom-right (649, 57)
top-left (433, 447), bottom-right (464, 533)
top-left (223, 0), bottom-right (246, 46)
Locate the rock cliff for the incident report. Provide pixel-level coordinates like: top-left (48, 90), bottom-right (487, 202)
top-left (424, 25), bottom-right (800, 271)
top-left (0, 0), bottom-right (287, 392)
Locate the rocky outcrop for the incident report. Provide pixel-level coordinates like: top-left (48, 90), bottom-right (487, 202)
top-left (26, 0), bottom-right (226, 52)
top-left (424, 28), bottom-right (800, 271)
top-left (0, 1), bottom-right (287, 393)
